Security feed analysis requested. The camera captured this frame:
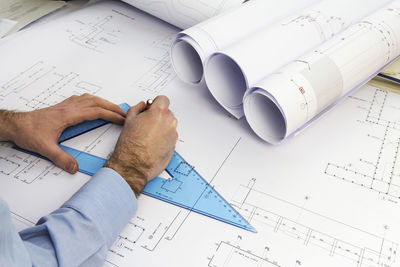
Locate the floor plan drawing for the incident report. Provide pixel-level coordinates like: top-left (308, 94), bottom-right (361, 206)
top-left (325, 87), bottom-right (400, 201)
top-left (208, 235), bottom-right (281, 267)
top-left (66, 15), bottom-right (122, 53)
top-left (133, 35), bottom-right (176, 94)
top-left (0, 142), bottom-right (60, 185)
top-left (229, 178), bottom-right (398, 267)
top-left (105, 202), bottom-right (192, 266)
top-left (0, 61), bottom-right (102, 110)
top-left (122, 0), bottom-right (244, 29)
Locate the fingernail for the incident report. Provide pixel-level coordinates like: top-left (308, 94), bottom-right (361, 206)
top-left (68, 162), bottom-right (78, 174)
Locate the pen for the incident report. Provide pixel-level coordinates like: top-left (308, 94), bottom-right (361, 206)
top-left (146, 99), bottom-right (153, 106)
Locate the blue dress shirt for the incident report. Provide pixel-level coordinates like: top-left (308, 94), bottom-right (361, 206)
top-left (0, 167), bottom-right (137, 267)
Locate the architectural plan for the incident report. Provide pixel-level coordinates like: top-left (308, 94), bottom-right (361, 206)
top-left (243, 1), bottom-right (400, 144)
top-left (171, 0), bottom-right (318, 84)
top-left (0, 1), bottom-right (399, 267)
top-left (121, 0), bottom-right (245, 29)
top-left (204, 0), bottom-right (391, 119)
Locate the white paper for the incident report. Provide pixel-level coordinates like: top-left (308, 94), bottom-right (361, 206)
top-left (170, 0), bottom-right (319, 84)
top-left (243, 1), bottom-right (400, 144)
top-left (0, 18), bottom-right (17, 38)
top-left (121, 0), bottom-right (244, 30)
top-left (204, 0), bottom-right (392, 118)
top-left (0, 1), bottom-right (400, 267)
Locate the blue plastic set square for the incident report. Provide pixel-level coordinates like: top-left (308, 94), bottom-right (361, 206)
top-left (15, 103), bottom-right (256, 233)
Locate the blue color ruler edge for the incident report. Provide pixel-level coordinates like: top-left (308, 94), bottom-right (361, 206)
top-left (13, 145), bottom-right (106, 176)
top-left (141, 155), bottom-right (257, 233)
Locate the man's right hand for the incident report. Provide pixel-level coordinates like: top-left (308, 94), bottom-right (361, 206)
top-left (104, 95), bottom-right (178, 197)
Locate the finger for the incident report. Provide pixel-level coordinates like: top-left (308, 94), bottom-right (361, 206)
top-left (77, 95), bottom-right (127, 118)
top-left (61, 94), bottom-right (79, 103)
top-left (91, 97), bottom-right (127, 117)
top-left (163, 149), bottom-right (175, 168)
top-left (163, 110), bottom-right (178, 128)
top-left (150, 95), bottom-right (170, 110)
top-left (127, 101), bottom-right (146, 117)
top-left (41, 143), bottom-right (78, 174)
top-left (172, 117), bottom-right (178, 128)
top-left (67, 107), bottom-right (126, 126)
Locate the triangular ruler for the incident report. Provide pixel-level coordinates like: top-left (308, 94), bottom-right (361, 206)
top-left (15, 103), bottom-right (256, 232)
top-left (142, 152), bottom-right (256, 232)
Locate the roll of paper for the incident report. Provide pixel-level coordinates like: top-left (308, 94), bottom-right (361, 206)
top-left (205, 0), bottom-right (391, 118)
top-left (244, 1), bottom-right (400, 143)
top-left (171, 0), bottom-right (318, 84)
top-left (122, 0), bottom-right (245, 30)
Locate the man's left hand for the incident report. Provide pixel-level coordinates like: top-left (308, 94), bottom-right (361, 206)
top-left (5, 94), bottom-right (126, 174)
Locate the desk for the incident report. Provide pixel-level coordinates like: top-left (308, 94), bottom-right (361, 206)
top-left (0, 1), bottom-right (399, 266)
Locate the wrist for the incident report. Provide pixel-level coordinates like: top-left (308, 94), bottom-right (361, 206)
top-left (0, 110), bottom-right (26, 142)
top-left (104, 154), bottom-right (148, 197)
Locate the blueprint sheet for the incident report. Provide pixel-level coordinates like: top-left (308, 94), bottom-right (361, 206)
top-left (0, 1), bottom-right (399, 266)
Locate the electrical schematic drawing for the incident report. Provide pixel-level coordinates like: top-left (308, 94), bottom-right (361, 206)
top-left (325, 88), bottom-right (400, 200)
top-left (105, 208), bottom-right (193, 266)
top-left (0, 143), bottom-right (60, 184)
top-left (208, 235), bottom-right (282, 267)
top-left (230, 178), bottom-right (398, 267)
top-left (122, 0), bottom-right (237, 29)
top-left (0, 61), bottom-right (102, 110)
top-left (66, 15), bottom-right (122, 53)
top-left (133, 35), bottom-right (176, 94)
top-left (281, 10), bottom-right (345, 41)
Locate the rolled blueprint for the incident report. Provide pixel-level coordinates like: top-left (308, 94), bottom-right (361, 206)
top-left (204, 0), bottom-right (392, 119)
top-left (243, 1), bottom-right (400, 144)
top-left (122, 0), bottom-right (244, 30)
top-left (170, 0), bottom-right (318, 84)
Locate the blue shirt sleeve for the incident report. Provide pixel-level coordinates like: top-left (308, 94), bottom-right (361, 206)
top-left (0, 167), bottom-right (137, 267)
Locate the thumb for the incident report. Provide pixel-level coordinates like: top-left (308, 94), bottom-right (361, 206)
top-left (127, 101), bottom-right (146, 117)
top-left (42, 143), bottom-right (78, 174)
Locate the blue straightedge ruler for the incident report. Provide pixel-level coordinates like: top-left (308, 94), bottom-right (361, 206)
top-left (15, 103), bottom-right (256, 233)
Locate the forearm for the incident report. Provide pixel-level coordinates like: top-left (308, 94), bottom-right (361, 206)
top-left (0, 109), bottom-right (22, 142)
top-left (18, 168), bottom-right (137, 266)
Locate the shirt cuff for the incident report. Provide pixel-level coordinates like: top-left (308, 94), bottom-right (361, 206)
top-left (62, 167), bottom-right (137, 247)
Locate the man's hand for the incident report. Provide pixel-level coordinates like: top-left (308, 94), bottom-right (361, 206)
top-left (104, 95), bottom-right (178, 197)
top-left (0, 94), bottom-right (126, 174)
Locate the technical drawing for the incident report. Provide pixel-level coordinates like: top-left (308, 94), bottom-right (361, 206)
top-left (208, 235), bottom-right (281, 267)
top-left (230, 178), bottom-right (398, 267)
top-left (134, 53), bottom-right (175, 94)
top-left (123, 0), bottom-right (240, 29)
top-left (0, 61), bottom-right (55, 98)
top-left (0, 61), bottom-right (102, 109)
top-left (325, 88), bottom-right (400, 200)
top-left (106, 207), bottom-right (191, 266)
top-left (0, 143), bottom-right (60, 184)
top-left (66, 15), bottom-right (122, 53)
top-left (109, 221), bottom-right (145, 257)
top-left (0, 156), bottom-right (20, 175)
top-left (281, 10), bottom-right (345, 41)
top-left (133, 35), bottom-right (176, 94)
